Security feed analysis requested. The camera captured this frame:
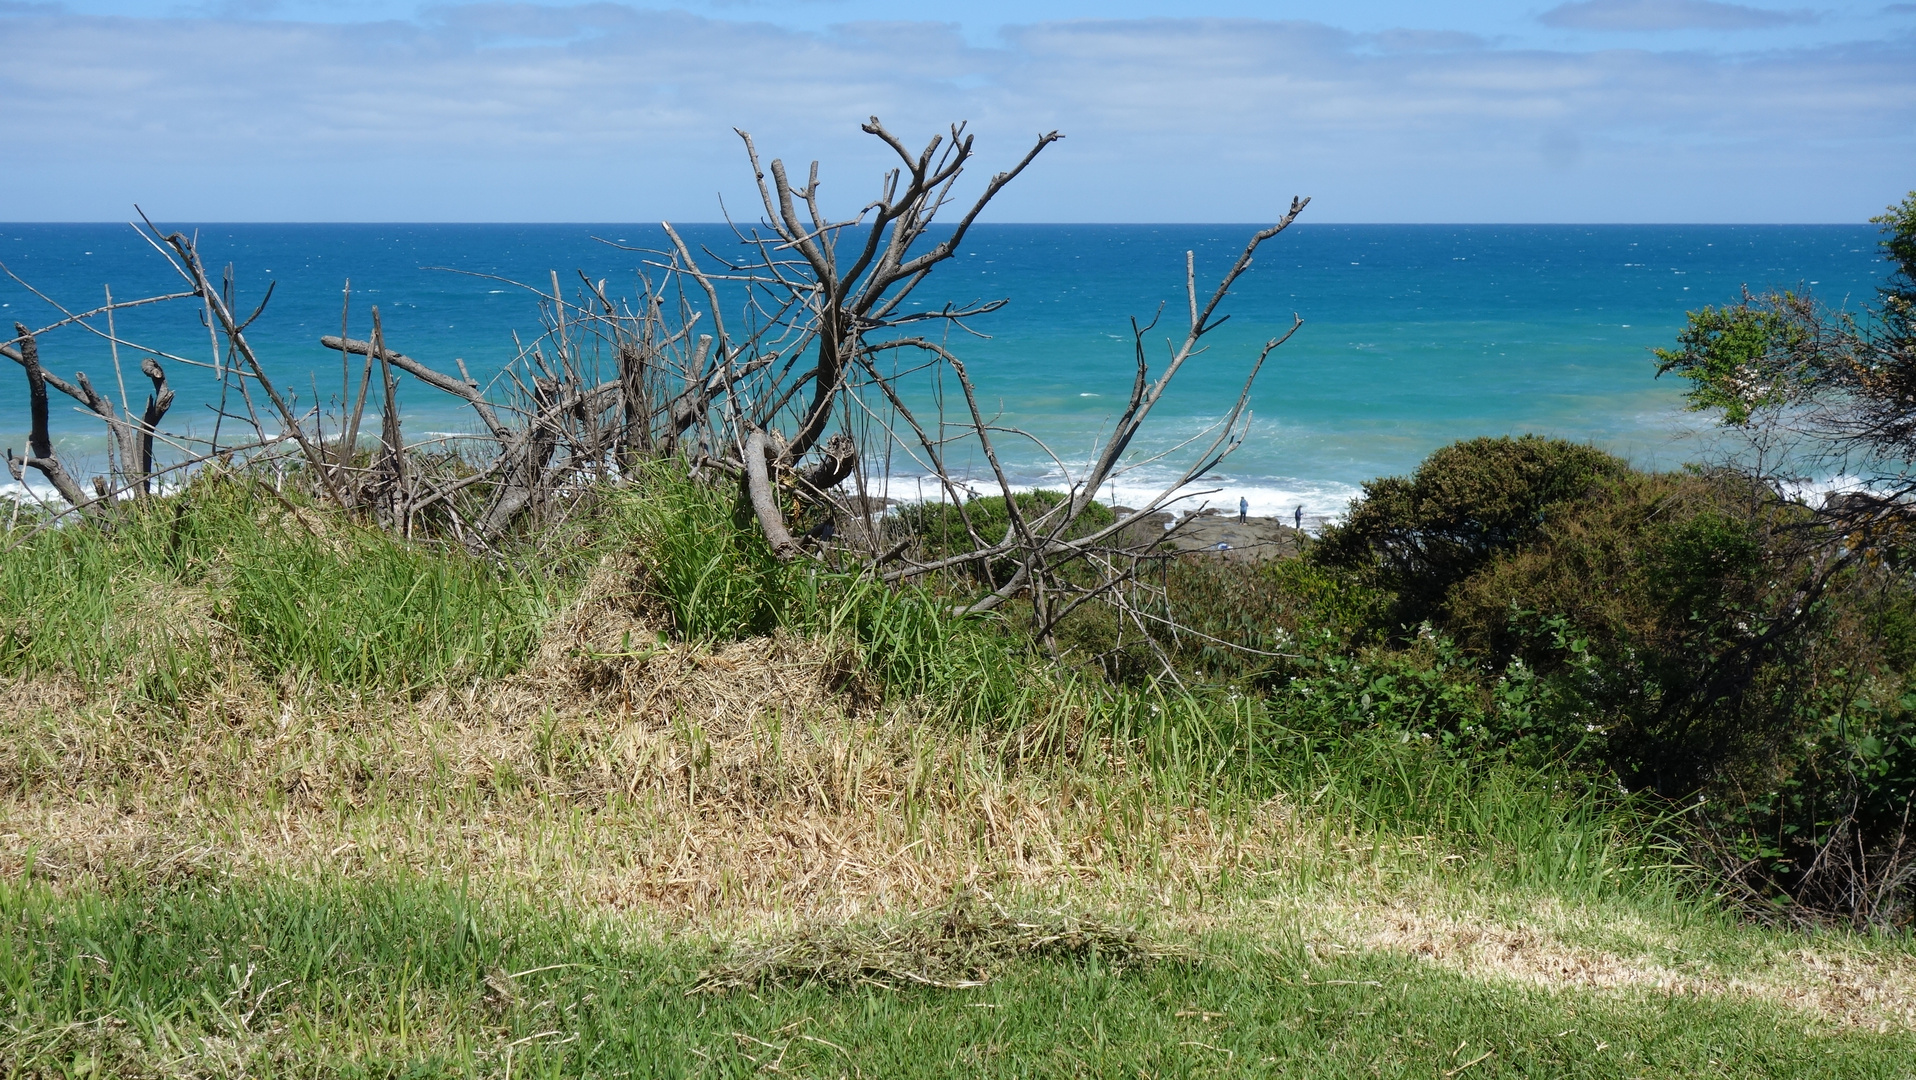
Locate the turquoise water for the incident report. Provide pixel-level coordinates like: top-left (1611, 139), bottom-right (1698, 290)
top-left (0, 223), bottom-right (1887, 516)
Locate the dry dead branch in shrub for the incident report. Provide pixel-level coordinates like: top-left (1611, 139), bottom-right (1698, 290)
top-left (2, 214), bottom-right (321, 522)
top-left (614, 120), bottom-right (1311, 665)
top-left (4, 323), bottom-right (93, 512)
top-left (4, 121), bottom-right (1311, 667)
top-left (1697, 796), bottom-right (1916, 932)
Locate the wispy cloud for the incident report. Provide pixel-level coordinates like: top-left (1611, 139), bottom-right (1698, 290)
top-left (0, 5), bottom-right (1907, 221)
top-left (1538, 0), bottom-right (1818, 31)
top-left (1363, 29), bottom-right (1490, 54)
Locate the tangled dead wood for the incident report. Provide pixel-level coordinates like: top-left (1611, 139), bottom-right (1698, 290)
top-left (2, 119), bottom-right (1310, 667)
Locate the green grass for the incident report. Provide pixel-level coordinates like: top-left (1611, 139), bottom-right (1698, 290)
top-left (611, 470), bottom-right (1049, 726)
top-left (219, 516), bottom-right (545, 690)
top-left (444, 472), bottom-right (1679, 910)
top-left (0, 503), bottom-right (203, 688)
top-left (5, 470), bottom-right (1913, 1076)
top-left (0, 477), bottom-right (551, 692)
top-left (1, 875), bottom-right (1908, 1079)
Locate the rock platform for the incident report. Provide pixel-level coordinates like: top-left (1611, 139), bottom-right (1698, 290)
top-left (1116, 507), bottom-right (1311, 565)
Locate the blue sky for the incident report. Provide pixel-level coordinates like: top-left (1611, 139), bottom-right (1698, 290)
top-left (1, 0), bottom-right (1911, 221)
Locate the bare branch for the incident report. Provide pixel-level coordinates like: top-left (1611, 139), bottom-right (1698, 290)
top-left (744, 429), bottom-right (804, 561)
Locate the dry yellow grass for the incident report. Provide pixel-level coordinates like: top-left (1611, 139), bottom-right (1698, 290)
top-left (3, 556), bottom-right (1912, 1036)
top-left (1308, 900), bottom-right (1916, 1032)
top-left (0, 557), bottom-right (1293, 922)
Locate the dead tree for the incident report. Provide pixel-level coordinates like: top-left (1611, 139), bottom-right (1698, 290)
top-left (706, 120), bottom-right (1060, 555)
top-left (4, 324), bottom-right (92, 511)
top-left (3, 120), bottom-right (1312, 678)
top-left (644, 120), bottom-right (1308, 662)
top-left (5, 316), bottom-right (178, 513)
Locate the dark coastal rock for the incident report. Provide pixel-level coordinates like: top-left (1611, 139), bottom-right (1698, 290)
top-left (1161, 511), bottom-right (1308, 564)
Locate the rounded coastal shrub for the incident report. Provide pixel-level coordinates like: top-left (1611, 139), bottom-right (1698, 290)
top-left (1309, 435), bottom-right (1628, 633)
top-left (1303, 437), bottom-right (1916, 923)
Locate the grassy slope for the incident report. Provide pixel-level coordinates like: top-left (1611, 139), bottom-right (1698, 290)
top-left (5, 876), bottom-right (1910, 1079)
top-left (1, 479), bottom-right (1912, 1077)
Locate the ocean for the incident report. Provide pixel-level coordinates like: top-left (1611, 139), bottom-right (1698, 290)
top-left (0, 223), bottom-right (1887, 519)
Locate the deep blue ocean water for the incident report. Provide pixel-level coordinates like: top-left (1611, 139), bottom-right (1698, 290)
top-left (0, 223), bottom-right (1888, 517)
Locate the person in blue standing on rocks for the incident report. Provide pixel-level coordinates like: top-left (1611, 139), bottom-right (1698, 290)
top-left (1238, 496), bottom-right (1249, 524)
top-left (1294, 505), bottom-right (1303, 532)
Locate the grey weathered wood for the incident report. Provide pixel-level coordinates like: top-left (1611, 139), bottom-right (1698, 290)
top-left (5, 324), bottom-right (93, 512)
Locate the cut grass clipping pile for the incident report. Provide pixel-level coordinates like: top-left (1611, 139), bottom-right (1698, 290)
top-left (2, 472), bottom-right (1912, 1077)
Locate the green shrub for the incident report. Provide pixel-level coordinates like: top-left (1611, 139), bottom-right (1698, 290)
top-left (1160, 557), bottom-right (1384, 684)
top-left (1309, 437), bottom-right (1916, 922)
top-left (1311, 435), bottom-right (1627, 632)
top-left (1720, 695), bottom-right (1916, 924)
top-left (1122, 432), bottom-right (1916, 921)
top-left (1445, 469), bottom-right (1823, 793)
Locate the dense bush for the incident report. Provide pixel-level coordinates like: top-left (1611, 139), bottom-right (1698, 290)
top-left (1213, 436), bottom-right (1916, 925)
top-left (1309, 435), bottom-right (1627, 632)
top-left (1446, 469), bottom-right (1822, 792)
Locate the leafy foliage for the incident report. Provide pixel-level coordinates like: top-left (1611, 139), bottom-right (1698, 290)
top-left (1651, 298), bottom-right (1816, 424)
top-left (1652, 191), bottom-right (1916, 462)
top-left (1308, 435), bottom-right (1627, 633)
top-left (1171, 558), bottom-right (1380, 673)
top-left (1154, 432), bottom-right (1916, 925)
top-left (1633, 190), bottom-right (1916, 923)
top-left (1871, 190), bottom-right (1916, 304)
top-left (1445, 470), bottom-right (1826, 793)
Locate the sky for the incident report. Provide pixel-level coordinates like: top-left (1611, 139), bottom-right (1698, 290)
top-left (0, 0), bottom-right (1911, 222)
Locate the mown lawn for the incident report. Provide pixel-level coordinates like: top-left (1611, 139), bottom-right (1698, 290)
top-left (3, 876), bottom-right (1910, 1079)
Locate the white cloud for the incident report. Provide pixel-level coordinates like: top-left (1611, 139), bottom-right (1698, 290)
top-left (0, 5), bottom-right (1907, 221)
top-left (1538, 0), bottom-right (1818, 31)
top-left (1364, 28), bottom-right (1490, 53)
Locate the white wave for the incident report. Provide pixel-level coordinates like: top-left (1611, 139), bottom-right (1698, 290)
top-left (1, 476), bottom-right (73, 512)
top-left (869, 469), bottom-right (1362, 531)
top-left (1780, 473), bottom-right (1870, 505)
